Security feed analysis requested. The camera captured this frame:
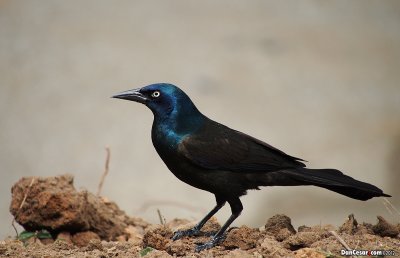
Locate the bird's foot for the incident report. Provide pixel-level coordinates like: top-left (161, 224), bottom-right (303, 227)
top-left (195, 235), bottom-right (226, 252)
top-left (172, 227), bottom-right (200, 241)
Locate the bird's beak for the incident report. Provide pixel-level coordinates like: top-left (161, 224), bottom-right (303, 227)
top-left (112, 88), bottom-right (147, 104)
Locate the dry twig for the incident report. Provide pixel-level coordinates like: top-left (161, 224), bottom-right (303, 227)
top-left (97, 147), bottom-right (111, 196)
top-left (330, 230), bottom-right (354, 257)
top-left (12, 177), bottom-right (35, 237)
top-left (157, 209), bottom-right (166, 226)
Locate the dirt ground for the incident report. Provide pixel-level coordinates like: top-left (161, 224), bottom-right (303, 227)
top-left (3, 175), bottom-right (399, 257)
top-left (2, 215), bottom-right (400, 258)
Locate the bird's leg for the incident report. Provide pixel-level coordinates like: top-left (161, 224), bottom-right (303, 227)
top-left (172, 195), bottom-right (226, 241)
top-left (195, 198), bottom-right (243, 252)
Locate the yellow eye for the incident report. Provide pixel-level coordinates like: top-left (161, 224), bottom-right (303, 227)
top-left (151, 91), bottom-right (160, 98)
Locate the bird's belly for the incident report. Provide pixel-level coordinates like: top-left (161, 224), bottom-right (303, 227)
top-left (160, 154), bottom-right (210, 189)
top-left (162, 156), bottom-right (256, 197)
top-left (153, 138), bottom-right (257, 197)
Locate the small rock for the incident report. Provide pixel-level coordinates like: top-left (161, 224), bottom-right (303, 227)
top-left (72, 231), bottom-right (101, 247)
top-left (56, 231), bottom-right (73, 244)
top-left (39, 237), bottom-right (54, 245)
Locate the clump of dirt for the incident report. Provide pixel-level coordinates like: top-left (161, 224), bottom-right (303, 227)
top-left (71, 231), bottom-right (101, 247)
top-left (143, 225), bottom-right (173, 251)
top-left (258, 234), bottom-right (291, 257)
top-left (264, 214), bottom-right (296, 241)
top-left (283, 226), bottom-right (331, 251)
top-left (10, 175), bottom-right (149, 241)
top-left (338, 213), bottom-right (376, 236)
top-left (6, 175), bottom-right (400, 257)
top-left (338, 213), bottom-right (358, 234)
top-left (222, 226), bottom-right (262, 250)
top-left (373, 215), bottom-right (400, 237)
top-left (167, 236), bottom-right (196, 256)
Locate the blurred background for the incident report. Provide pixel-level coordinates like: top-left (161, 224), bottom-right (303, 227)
top-left (1, 1), bottom-right (399, 238)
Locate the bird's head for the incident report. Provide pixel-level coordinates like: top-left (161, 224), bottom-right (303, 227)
top-left (112, 83), bottom-right (202, 121)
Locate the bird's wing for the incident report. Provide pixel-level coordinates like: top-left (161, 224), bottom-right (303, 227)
top-left (178, 121), bottom-right (306, 172)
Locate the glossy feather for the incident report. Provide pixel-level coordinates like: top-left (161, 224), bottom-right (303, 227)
top-left (179, 119), bottom-right (306, 172)
top-left (113, 83), bottom-right (390, 251)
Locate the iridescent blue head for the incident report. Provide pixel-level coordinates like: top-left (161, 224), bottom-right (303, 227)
top-left (113, 83), bottom-right (205, 134)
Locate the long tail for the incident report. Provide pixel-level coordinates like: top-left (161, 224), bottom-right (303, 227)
top-left (281, 168), bottom-right (391, 201)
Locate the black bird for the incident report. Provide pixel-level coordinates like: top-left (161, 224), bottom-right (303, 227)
top-left (113, 83), bottom-right (390, 251)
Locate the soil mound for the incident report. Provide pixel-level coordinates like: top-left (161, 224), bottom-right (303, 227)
top-left (5, 175), bottom-right (399, 257)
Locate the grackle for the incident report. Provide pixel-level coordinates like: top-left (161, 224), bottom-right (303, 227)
top-left (113, 83), bottom-right (390, 251)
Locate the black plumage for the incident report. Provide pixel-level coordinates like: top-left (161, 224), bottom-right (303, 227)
top-left (113, 83), bottom-right (390, 251)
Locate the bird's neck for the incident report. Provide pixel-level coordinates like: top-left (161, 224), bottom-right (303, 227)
top-left (152, 102), bottom-right (205, 145)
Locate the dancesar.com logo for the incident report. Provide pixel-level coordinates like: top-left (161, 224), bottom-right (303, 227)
top-left (341, 249), bottom-right (396, 256)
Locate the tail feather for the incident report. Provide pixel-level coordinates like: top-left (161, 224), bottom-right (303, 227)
top-left (282, 168), bottom-right (391, 201)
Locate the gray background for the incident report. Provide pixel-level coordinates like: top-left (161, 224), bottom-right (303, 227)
top-left (1, 1), bottom-right (399, 238)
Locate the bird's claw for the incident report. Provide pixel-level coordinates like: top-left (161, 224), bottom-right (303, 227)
top-left (172, 227), bottom-right (200, 241)
top-left (195, 235), bottom-right (226, 252)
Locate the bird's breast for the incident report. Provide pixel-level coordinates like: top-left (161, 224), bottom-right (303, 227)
top-left (151, 122), bottom-right (187, 166)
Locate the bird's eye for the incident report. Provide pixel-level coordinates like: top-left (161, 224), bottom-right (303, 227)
top-left (151, 91), bottom-right (161, 98)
